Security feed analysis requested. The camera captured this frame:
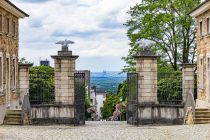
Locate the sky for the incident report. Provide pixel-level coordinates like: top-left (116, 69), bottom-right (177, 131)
top-left (12, 0), bottom-right (139, 72)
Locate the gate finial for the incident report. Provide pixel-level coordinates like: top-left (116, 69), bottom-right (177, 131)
top-left (56, 39), bottom-right (75, 51)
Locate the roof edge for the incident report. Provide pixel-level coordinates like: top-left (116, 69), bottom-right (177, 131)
top-left (3, 0), bottom-right (29, 17)
top-left (189, 0), bottom-right (210, 17)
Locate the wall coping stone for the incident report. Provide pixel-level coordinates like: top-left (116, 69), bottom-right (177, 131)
top-left (181, 63), bottom-right (197, 68)
top-left (31, 104), bottom-right (74, 107)
top-left (134, 55), bottom-right (159, 59)
top-left (138, 103), bottom-right (184, 108)
top-left (51, 55), bottom-right (79, 60)
top-left (18, 63), bottom-right (33, 68)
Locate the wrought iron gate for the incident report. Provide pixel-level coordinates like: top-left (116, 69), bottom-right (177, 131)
top-left (127, 73), bottom-right (138, 126)
top-left (74, 72), bottom-right (86, 126)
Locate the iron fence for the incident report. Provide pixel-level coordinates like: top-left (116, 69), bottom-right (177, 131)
top-left (29, 73), bottom-right (55, 105)
top-left (194, 74), bottom-right (197, 101)
top-left (74, 72), bottom-right (86, 125)
top-left (127, 73), bottom-right (138, 126)
top-left (157, 72), bottom-right (183, 105)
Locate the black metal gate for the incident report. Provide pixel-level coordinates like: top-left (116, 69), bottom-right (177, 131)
top-left (74, 72), bottom-right (86, 126)
top-left (127, 73), bottom-right (138, 126)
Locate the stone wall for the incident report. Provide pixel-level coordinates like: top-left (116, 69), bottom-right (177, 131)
top-left (31, 104), bottom-right (74, 124)
top-left (138, 104), bottom-right (184, 124)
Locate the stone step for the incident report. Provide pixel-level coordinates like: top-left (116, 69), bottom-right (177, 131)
top-left (195, 118), bottom-right (210, 121)
top-left (5, 118), bottom-right (22, 122)
top-left (195, 115), bottom-right (210, 118)
top-left (195, 108), bottom-right (209, 111)
top-left (6, 110), bottom-right (22, 115)
top-left (195, 111), bottom-right (210, 114)
top-left (193, 108), bottom-right (210, 124)
top-left (4, 110), bottom-right (23, 125)
top-left (5, 114), bottom-right (21, 117)
top-left (5, 121), bottom-right (22, 125)
top-left (194, 120), bottom-right (210, 124)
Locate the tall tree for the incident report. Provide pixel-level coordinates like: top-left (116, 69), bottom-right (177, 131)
top-left (123, 0), bottom-right (200, 72)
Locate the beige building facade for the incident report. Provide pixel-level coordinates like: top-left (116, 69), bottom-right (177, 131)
top-left (0, 0), bottom-right (28, 124)
top-left (191, 0), bottom-right (210, 108)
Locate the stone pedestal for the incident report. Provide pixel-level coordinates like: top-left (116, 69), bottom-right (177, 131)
top-left (19, 64), bottom-right (32, 101)
top-left (51, 50), bottom-right (78, 105)
top-left (134, 50), bottom-right (158, 104)
top-left (182, 64), bottom-right (195, 103)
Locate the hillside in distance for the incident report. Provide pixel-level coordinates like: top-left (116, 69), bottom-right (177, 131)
top-left (91, 71), bottom-right (126, 94)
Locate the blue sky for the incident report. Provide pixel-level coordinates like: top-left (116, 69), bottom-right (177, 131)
top-left (12, 0), bottom-right (139, 72)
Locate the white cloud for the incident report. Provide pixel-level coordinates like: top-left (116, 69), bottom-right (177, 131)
top-left (12, 0), bottom-right (139, 71)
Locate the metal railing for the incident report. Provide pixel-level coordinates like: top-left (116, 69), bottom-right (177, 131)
top-left (157, 72), bottom-right (183, 105)
top-left (29, 73), bottom-right (55, 105)
top-left (127, 73), bottom-right (138, 126)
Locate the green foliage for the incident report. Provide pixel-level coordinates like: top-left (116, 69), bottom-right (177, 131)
top-left (123, 0), bottom-right (200, 72)
top-left (100, 93), bottom-right (120, 119)
top-left (29, 66), bottom-right (55, 104)
top-left (117, 80), bottom-right (128, 101)
top-left (100, 81), bottom-right (128, 120)
top-left (117, 81), bottom-right (128, 120)
top-left (85, 89), bottom-right (91, 119)
top-left (19, 57), bottom-right (33, 64)
top-left (158, 71), bottom-right (182, 104)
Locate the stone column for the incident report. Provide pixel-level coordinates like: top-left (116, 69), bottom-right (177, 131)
top-left (51, 49), bottom-right (78, 105)
top-left (19, 64), bottom-right (32, 101)
top-left (182, 64), bottom-right (195, 103)
top-left (134, 49), bottom-right (159, 104)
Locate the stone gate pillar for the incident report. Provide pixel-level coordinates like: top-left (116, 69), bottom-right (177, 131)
top-left (134, 48), bottom-right (159, 104)
top-left (182, 64), bottom-right (195, 103)
top-left (19, 64), bottom-right (32, 102)
top-left (51, 47), bottom-right (78, 105)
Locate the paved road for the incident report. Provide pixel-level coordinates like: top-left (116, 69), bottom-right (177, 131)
top-left (0, 121), bottom-right (210, 140)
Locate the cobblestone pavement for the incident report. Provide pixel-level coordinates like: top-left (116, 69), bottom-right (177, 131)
top-left (0, 121), bottom-right (210, 140)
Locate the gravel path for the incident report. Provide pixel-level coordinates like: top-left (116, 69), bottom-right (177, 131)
top-left (0, 121), bottom-right (210, 140)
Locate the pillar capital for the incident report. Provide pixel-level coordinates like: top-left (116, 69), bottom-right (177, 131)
top-left (134, 55), bottom-right (159, 59)
top-left (19, 63), bottom-right (33, 69)
top-left (182, 63), bottom-right (196, 69)
top-left (51, 55), bottom-right (79, 60)
top-left (134, 48), bottom-right (159, 60)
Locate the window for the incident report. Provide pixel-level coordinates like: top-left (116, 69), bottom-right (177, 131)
top-left (208, 18), bottom-right (210, 34)
top-left (13, 21), bottom-right (16, 36)
top-left (200, 57), bottom-right (204, 89)
top-left (200, 21), bottom-right (203, 36)
top-left (12, 58), bottom-right (16, 90)
top-left (6, 18), bottom-right (10, 34)
top-left (0, 15), bottom-right (2, 32)
top-left (6, 56), bottom-right (10, 100)
top-left (0, 55), bottom-right (3, 93)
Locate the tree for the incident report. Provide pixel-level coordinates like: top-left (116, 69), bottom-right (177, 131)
top-left (117, 80), bottom-right (127, 102)
top-left (100, 81), bottom-right (128, 120)
top-left (123, 0), bottom-right (200, 72)
top-left (100, 93), bottom-right (120, 119)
